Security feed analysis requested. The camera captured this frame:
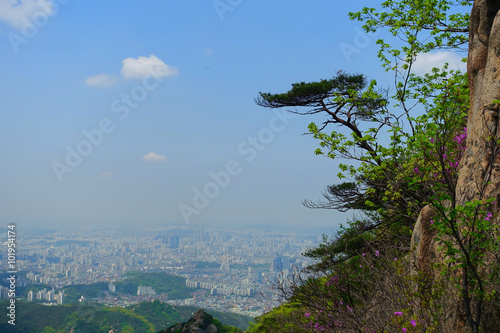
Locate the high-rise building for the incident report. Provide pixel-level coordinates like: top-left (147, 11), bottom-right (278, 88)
top-left (55, 291), bottom-right (64, 304)
top-left (26, 272), bottom-right (35, 281)
top-left (270, 256), bottom-right (283, 272)
top-left (137, 285), bottom-right (156, 296)
top-left (46, 290), bottom-right (54, 302)
top-left (126, 257), bottom-right (134, 266)
top-left (270, 254), bottom-right (290, 272)
top-left (282, 255), bottom-right (290, 270)
top-left (0, 286), bottom-right (9, 299)
top-left (169, 235), bottom-right (180, 249)
top-left (54, 264), bottom-right (64, 274)
top-left (251, 271), bottom-right (263, 282)
top-left (194, 228), bottom-right (207, 242)
top-left (186, 280), bottom-right (199, 288)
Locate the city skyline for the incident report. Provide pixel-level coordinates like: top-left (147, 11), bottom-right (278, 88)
top-left (2, 225), bottom-right (315, 317)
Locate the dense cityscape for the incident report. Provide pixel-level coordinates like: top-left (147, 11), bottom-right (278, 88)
top-left (0, 226), bottom-right (319, 318)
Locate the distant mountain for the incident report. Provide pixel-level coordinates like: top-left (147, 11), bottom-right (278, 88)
top-left (158, 309), bottom-right (241, 333)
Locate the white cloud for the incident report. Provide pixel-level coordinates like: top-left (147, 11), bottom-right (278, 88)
top-left (121, 55), bottom-right (178, 80)
top-left (142, 152), bottom-right (167, 162)
top-left (85, 74), bottom-right (118, 88)
top-left (0, 0), bottom-right (54, 29)
top-left (412, 51), bottom-right (466, 75)
top-left (101, 171), bottom-right (114, 179)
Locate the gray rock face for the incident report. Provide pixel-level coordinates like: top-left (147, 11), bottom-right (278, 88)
top-left (410, 205), bottom-right (437, 279)
top-left (412, 1), bottom-right (500, 331)
top-left (459, 0), bottom-right (500, 204)
top-left (458, 1), bottom-right (500, 330)
top-left (410, 204), bottom-right (467, 332)
top-left (164, 309), bottom-right (221, 333)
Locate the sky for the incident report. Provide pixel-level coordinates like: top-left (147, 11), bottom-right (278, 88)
top-left (0, 0), bottom-right (467, 230)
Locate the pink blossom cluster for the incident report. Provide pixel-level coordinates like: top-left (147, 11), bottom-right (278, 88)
top-left (436, 127), bottom-right (467, 178)
top-left (304, 250), bottom-right (426, 331)
top-left (414, 127), bottom-right (467, 182)
top-left (394, 311), bottom-right (418, 331)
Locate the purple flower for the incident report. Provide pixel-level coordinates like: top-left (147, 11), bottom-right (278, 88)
top-left (375, 250), bottom-right (380, 257)
top-left (410, 319), bottom-right (416, 327)
top-left (485, 212), bottom-right (493, 221)
top-left (394, 257), bottom-right (398, 261)
top-left (402, 328), bottom-right (407, 332)
top-left (305, 312), bottom-right (310, 317)
top-left (394, 311), bottom-right (403, 316)
top-left (430, 219), bottom-right (434, 225)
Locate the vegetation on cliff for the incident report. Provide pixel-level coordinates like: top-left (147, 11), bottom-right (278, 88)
top-left (158, 309), bottom-right (241, 333)
top-left (251, 1), bottom-right (500, 332)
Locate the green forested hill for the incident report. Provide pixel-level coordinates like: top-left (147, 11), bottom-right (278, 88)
top-left (60, 282), bottom-right (109, 304)
top-left (0, 299), bottom-right (252, 333)
top-left (114, 271), bottom-right (193, 299)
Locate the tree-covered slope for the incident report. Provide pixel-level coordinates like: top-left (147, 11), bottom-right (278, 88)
top-left (158, 309), bottom-right (241, 333)
top-left (0, 299), bottom-right (252, 333)
top-left (250, 0), bottom-right (500, 331)
top-left (114, 271), bottom-right (194, 299)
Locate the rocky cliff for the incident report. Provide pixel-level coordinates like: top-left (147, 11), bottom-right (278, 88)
top-left (412, 1), bottom-right (500, 331)
top-left (158, 309), bottom-right (240, 333)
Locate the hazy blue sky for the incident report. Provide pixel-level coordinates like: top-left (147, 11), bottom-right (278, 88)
top-left (0, 0), bottom-right (466, 229)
